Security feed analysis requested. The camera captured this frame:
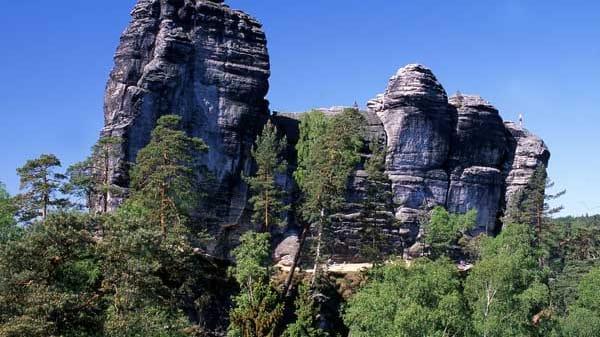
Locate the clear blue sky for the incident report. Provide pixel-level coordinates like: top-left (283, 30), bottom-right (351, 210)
top-left (0, 0), bottom-right (598, 216)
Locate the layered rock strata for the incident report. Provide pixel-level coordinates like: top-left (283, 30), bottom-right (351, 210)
top-left (367, 64), bottom-right (550, 244)
top-left (98, 0), bottom-right (270, 236)
top-left (99, 0), bottom-right (550, 259)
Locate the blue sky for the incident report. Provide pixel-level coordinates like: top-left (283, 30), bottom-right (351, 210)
top-left (0, 0), bottom-right (598, 216)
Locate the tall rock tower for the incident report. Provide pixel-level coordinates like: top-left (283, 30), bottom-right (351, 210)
top-left (98, 0), bottom-right (270, 235)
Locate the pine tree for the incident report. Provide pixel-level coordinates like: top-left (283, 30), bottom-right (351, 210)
top-left (0, 212), bottom-right (105, 337)
top-left (246, 121), bottom-right (289, 232)
top-left (100, 203), bottom-right (198, 337)
top-left (282, 284), bottom-right (328, 337)
top-left (298, 109), bottom-right (364, 285)
top-left (15, 154), bottom-right (68, 221)
top-left (505, 165), bottom-right (565, 267)
top-left (129, 115), bottom-right (208, 234)
top-left (294, 110), bottom-right (329, 189)
top-left (92, 136), bottom-right (122, 213)
top-left (228, 231), bottom-right (283, 337)
top-left (63, 157), bottom-right (96, 210)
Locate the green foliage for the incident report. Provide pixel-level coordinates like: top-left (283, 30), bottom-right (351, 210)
top-left (228, 231), bottom-right (283, 337)
top-left (295, 109), bottom-right (364, 280)
top-left (0, 183), bottom-right (21, 243)
top-left (465, 223), bottom-right (550, 337)
top-left (505, 165), bottom-right (565, 268)
top-left (552, 215), bottom-right (600, 313)
top-left (14, 154), bottom-right (68, 221)
top-left (246, 121), bottom-right (289, 232)
top-left (129, 115), bottom-right (208, 233)
top-left (556, 267), bottom-right (600, 337)
top-left (62, 136), bottom-right (124, 213)
top-left (100, 203), bottom-right (204, 337)
top-left (98, 117), bottom-right (214, 336)
top-left (294, 110), bottom-right (329, 189)
top-left (282, 284), bottom-right (328, 337)
top-left (228, 281), bottom-right (283, 337)
top-left (344, 258), bottom-right (471, 337)
top-left (0, 212), bottom-right (104, 337)
top-left (63, 158), bottom-right (97, 210)
top-left (424, 206), bottom-right (476, 259)
top-left (295, 109), bottom-right (365, 216)
top-left (229, 231), bottom-right (272, 288)
top-left (92, 136), bottom-right (122, 213)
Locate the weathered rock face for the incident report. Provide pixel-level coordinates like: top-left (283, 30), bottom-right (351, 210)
top-left (100, 0), bottom-right (550, 259)
top-left (367, 64), bottom-right (550, 245)
top-left (503, 121), bottom-right (551, 215)
top-left (446, 95), bottom-right (509, 234)
top-left (368, 64), bottom-right (457, 240)
top-left (99, 0), bottom-right (270, 233)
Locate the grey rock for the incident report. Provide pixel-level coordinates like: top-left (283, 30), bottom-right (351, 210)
top-left (368, 64), bottom-right (550, 244)
top-left (369, 64), bottom-right (456, 240)
top-left (98, 0), bottom-right (551, 259)
top-left (503, 121), bottom-right (551, 217)
top-left (97, 0), bottom-right (270, 247)
top-left (446, 94), bottom-right (509, 234)
top-left (273, 232), bottom-right (300, 263)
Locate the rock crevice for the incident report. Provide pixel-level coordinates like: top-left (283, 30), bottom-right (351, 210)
top-left (99, 0), bottom-right (550, 258)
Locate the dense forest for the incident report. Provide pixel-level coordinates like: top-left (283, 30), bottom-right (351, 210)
top-left (0, 110), bottom-right (599, 337)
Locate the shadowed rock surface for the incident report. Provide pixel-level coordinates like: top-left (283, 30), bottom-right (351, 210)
top-left (365, 65), bottom-right (549, 245)
top-left (98, 0), bottom-right (270, 250)
top-left (98, 1), bottom-right (550, 260)
top-left (367, 64), bottom-right (457, 242)
top-left (446, 94), bottom-right (509, 234)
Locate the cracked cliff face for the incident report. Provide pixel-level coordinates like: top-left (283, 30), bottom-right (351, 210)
top-left (368, 64), bottom-right (550, 245)
top-left (368, 64), bottom-right (457, 240)
top-left (99, 0), bottom-right (270, 236)
top-left (100, 0), bottom-right (550, 259)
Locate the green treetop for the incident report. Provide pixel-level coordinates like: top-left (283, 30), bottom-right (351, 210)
top-left (0, 212), bottom-right (104, 337)
top-left (559, 267), bottom-right (600, 336)
top-left (0, 182), bottom-right (20, 243)
top-left (424, 206), bottom-right (476, 259)
top-left (282, 284), bottom-right (328, 337)
top-left (344, 258), bottom-right (471, 337)
top-left (129, 114), bottom-right (208, 234)
top-left (15, 154), bottom-right (68, 221)
top-left (63, 136), bottom-right (123, 213)
top-left (297, 109), bottom-right (364, 283)
top-left (294, 110), bottom-right (329, 189)
top-left (246, 120), bottom-right (289, 232)
top-left (465, 223), bottom-right (551, 337)
top-left (228, 231), bottom-right (283, 337)
top-left (92, 136), bottom-right (122, 213)
top-left (63, 157), bottom-right (96, 210)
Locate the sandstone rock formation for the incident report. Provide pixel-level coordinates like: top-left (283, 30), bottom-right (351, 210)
top-left (367, 64), bottom-right (550, 244)
top-left (98, 0), bottom-right (270, 238)
top-left (273, 65), bottom-right (549, 257)
top-left (368, 64), bottom-right (457, 240)
top-left (99, 0), bottom-right (550, 260)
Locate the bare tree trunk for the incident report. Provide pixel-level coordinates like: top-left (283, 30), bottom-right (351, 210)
top-left (310, 209), bottom-right (325, 287)
top-left (42, 175), bottom-right (48, 219)
top-left (103, 150), bottom-right (109, 213)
